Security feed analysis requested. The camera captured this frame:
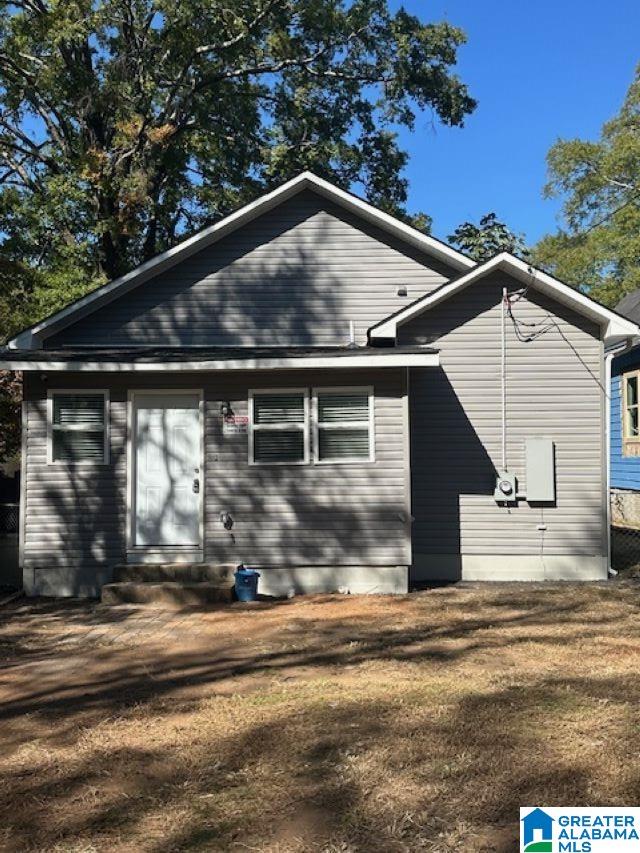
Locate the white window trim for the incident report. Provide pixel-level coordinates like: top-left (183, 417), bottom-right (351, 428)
top-left (312, 386), bottom-right (375, 465)
top-left (248, 388), bottom-right (310, 466)
top-left (47, 389), bottom-right (110, 465)
top-left (622, 369), bottom-right (640, 445)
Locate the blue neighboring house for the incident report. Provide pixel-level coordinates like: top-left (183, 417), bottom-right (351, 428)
top-left (611, 292), bottom-right (640, 524)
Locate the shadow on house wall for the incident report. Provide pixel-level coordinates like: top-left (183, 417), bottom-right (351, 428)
top-left (0, 469), bottom-right (20, 590)
top-left (410, 368), bottom-right (496, 582)
top-left (23, 208), bottom-right (419, 596)
top-left (44, 190), bottom-right (453, 349)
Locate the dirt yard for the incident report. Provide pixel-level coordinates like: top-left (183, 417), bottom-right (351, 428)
top-left (0, 583), bottom-right (639, 852)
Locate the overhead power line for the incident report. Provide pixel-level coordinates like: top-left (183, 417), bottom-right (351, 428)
top-left (571, 190), bottom-right (640, 240)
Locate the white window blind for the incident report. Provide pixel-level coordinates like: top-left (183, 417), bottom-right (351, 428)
top-left (315, 389), bottom-right (372, 462)
top-left (49, 393), bottom-right (108, 463)
top-left (250, 391), bottom-right (308, 464)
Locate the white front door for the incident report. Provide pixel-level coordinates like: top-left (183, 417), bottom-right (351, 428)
top-left (134, 393), bottom-right (201, 547)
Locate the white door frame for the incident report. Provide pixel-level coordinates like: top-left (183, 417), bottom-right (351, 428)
top-left (126, 389), bottom-right (205, 563)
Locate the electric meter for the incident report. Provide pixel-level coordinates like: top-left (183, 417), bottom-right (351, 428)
top-left (494, 471), bottom-right (517, 503)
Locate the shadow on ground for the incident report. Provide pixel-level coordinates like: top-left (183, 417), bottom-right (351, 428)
top-left (1, 584), bottom-right (639, 852)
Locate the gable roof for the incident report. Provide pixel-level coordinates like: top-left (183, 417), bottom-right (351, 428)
top-left (8, 171), bottom-right (474, 350)
top-left (616, 288), bottom-right (640, 324)
top-left (368, 252), bottom-right (639, 345)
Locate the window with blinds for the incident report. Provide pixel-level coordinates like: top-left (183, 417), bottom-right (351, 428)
top-left (250, 390), bottom-right (308, 464)
top-left (314, 388), bottom-right (373, 462)
top-left (49, 392), bottom-right (108, 463)
top-left (248, 387), bottom-right (374, 465)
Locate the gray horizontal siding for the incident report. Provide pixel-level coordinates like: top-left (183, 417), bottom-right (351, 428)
top-left (22, 369), bottom-right (408, 594)
top-left (401, 271), bottom-right (605, 564)
top-left (47, 190), bottom-right (454, 349)
top-left (22, 385), bottom-right (126, 586)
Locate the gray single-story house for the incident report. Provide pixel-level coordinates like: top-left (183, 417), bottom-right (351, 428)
top-left (1, 172), bottom-right (637, 597)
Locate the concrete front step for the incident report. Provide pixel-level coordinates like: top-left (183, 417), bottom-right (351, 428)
top-left (113, 563), bottom-right (236, 584)
top-left (102, 581), bottom-right (234, 607)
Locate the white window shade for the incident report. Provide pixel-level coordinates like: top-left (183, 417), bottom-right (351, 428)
top-left (49, 392), bottom-right (108, 463)
top-left (315, 389), bottom-right (373, 463)
top-left (254, 394), bottom-right (305, 425)
top-left (250, 391), bottom-right (308, 464)
top-left (254, 430), bottom-right (305, 462)
top-left (318, 393), bottom-right (369, 422)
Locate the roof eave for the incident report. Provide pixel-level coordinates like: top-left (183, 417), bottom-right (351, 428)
top-left (0, 350), bottom-right (440, 372)
top-left (369, 253), bottom-right (640, 344)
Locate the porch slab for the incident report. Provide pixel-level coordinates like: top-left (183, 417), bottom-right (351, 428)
top-left (113, 563), bottom-right (236, 584)
top-left (101, 581), bottom-right (234, 607)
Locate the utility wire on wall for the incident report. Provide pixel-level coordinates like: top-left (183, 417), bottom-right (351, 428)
top-left (504, 279), bottom-right (607, 395)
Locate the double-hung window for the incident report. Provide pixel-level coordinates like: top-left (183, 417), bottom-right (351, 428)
top-left (313, 387), bottom-right (373, 463)
top-left (623, 370), bottom-right (640, 452)
top-left (249, 390), bottom-right (309, 464)
top-left (248, 386), bottom-right (374, 465)
top-left (48, 391), bottom-right (109, 464)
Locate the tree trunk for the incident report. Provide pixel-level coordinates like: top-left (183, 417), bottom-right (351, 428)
top-left (142, 216), bottom-right (158, 263)
top-left (96, 189), bottom-right (129, 280)
top-left (99, 231), bottom-right (123, 281)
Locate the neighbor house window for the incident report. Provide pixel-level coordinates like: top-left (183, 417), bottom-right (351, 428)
top-left (249, 390), bottom-right (309, 464)
top-left (48, 391), bottom-right (109, 464)
top-left (623, 371), bottom-right (640, 447)
top-left (313, 387), bottom-right (374, 463)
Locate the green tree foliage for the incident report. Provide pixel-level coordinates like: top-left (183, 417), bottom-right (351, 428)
top-left (0, 0), bottom-right (475, 298)
top-left (448, 212), bottom-right (529, 263)
top-left (0, 0), bottom-right (476, 462)
top-left (533, 66), bottom-right (640, 306)
top-left (0, 252), bottom-right (90, 464)
top-left (0, 369), bottom-right (20, 464)
top-left (0, 255), bottom-right (38, 464)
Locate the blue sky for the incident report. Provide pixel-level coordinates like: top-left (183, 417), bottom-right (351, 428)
top-left (392, 0), bottom-right (640, 246)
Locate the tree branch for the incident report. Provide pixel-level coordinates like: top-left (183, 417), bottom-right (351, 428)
top-left (28, 95), bottom-right (72, 155)
top-left (0, 52), bottom-right (37, 84)
top-left (0, 152), bottom-right (37, 190)
top-left (194, 0), bottom-right (286, 55)
top-left (0, 118), bottom-right (60, 171)
top-left (192, 24), bottom-right (372, 89)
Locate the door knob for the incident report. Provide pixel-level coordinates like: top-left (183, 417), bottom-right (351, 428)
top-left (193, 478), bottom-right (200, 494)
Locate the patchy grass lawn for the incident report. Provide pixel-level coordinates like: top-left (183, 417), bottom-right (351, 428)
top-left (1, 583), bottom-right (639, 852)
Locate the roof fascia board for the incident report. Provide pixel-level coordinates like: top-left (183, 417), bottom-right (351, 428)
top-left (8, 172), bottom-right (473, 350)
top-left (370, 252), bottom-right (639, 343)
top-left (297, 173), bottom-right (474, 273)
top-left (0, 351), bottom-right (440, 372)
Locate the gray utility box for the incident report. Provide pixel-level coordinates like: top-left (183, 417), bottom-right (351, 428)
top-left (525, 438), bottom-right (555, 503)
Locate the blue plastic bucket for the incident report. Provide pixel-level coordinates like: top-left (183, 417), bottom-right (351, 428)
top-left (234, 566), bottom-right (260, 602)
